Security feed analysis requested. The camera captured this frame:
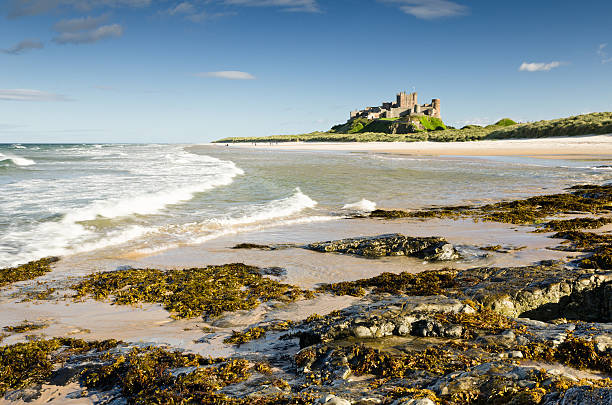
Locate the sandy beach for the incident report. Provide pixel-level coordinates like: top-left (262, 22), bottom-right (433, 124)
top-left (220, 134), bottom-right (612, 159)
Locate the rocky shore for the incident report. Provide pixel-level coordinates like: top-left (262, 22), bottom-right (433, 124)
top-left (1, 185), bottom-right (611, 404)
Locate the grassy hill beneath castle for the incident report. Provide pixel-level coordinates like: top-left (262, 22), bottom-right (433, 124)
top-left (214, 112), bottom-right (612, 143)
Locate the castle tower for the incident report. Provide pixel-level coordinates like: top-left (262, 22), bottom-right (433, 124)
top-left (432, 99), bottom-right (441, 118)
top-left (409, 92), bottom-right (418, 109)
top-left (396, 92), bottom-right (409, 108)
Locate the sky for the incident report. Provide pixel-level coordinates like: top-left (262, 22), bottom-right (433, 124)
top-left (1, 0), bottom-right (611, 143)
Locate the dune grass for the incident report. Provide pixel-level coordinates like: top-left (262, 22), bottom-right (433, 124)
top-left (214, 112), bottom-right (611, 143)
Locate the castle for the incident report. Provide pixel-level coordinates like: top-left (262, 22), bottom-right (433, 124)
top-left (350, 91), bottom-right (441, 120)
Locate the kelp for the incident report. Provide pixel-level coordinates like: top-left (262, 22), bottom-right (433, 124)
top-left (72, 263), bottom-right (312, 319)
top-left (3, 321), bottom-right (48, 334)
top-left (372, 184), bottom-right (612, 225)
top-left (317, 269), bottom-right (457, 297)
top-left (82, 346), bottom-right (320, 404)
top-left (435, 307), bottom-right (516, 339)
top-left (347, 344), bottom-right (476, 377)
top-left (224, 320), bottom-right (295, 346)
top-left (0, 257), bottom-right (59, 289)
top-left (232, 243), bottom-right (273, 250)
top-left (540, 216), bottom-right (612, 232)
top-left (519, 336), bottom-right (612, 373)
top-left (0, 338), bottom-right (120, 396)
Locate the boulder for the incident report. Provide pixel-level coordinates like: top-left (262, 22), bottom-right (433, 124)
top-left (306, 234), bottom-right (460, 261)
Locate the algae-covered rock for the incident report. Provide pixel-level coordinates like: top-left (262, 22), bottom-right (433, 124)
top-left (306, 234), bottom-right (460, 261)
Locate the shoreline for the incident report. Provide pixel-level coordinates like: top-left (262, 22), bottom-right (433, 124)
top-left (209, 134), bottom-right (612, 159)
top-left (2, 146), bottom-right (612, 404)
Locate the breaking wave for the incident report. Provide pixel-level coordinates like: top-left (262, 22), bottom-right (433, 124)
top-left (0, 152), bottom-right (35, 167)
top-left (342, 198), bottom-right (377, 212)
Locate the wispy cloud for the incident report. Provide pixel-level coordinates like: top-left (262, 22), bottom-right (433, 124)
top-left (0, 89), bottom-right (71, 101)
top-left (597, 43), bottom-right (612, 64)
top-left (163, 1), bottom-right (222, 22)
top-left (220, 0), bottom-right (320, 13)
top-left (519, 61), bottom-right (562, 72)
top-left (380, 0), bottom-right (468, 19)
top-left (196, 71), bottom-right (256, 80)
top-left (52, 15), bottom-right (123, 44)
top-left (53, 14), bottom-right (109, 32)
top-left (6, 0), bottom-right (151, 18)
top-left (1, 39), bottom-right (44, 55)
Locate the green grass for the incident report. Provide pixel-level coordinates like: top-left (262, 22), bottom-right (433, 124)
top-left (419, 116), bottom-right (446, 131)
top-left (214, 112), bottom-right (612, 143)
top-left (494, 118), bottom-right (517, 127)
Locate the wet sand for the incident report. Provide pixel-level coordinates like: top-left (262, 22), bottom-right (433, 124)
top-left (212, 134), bottom-right (612, 159)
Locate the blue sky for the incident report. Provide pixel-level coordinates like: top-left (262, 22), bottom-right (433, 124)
top-left (1, 0), bottom-right (611, 143)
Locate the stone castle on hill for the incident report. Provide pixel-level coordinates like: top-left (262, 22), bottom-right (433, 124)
top-left (350, 91), bottom-right (441, 120)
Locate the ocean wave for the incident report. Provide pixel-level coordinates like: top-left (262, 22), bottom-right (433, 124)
top-left (0, 152), bottom-right (35, 167)
top-left (134, 188), bottom-right (327, 255)
top-left (342, 199), bottom-right (377, 212)
top-left (12, 144), bottom-right (26, 149)
top-left (64, 157), bottom-right (244, 222)
top-left (0, 150), bottom-right (245, 267)
top-left (136, 215), bottom-right (338, 255)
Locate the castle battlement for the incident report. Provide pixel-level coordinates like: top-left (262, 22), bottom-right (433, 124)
top-left (350, 91), bottom-right (441, 120)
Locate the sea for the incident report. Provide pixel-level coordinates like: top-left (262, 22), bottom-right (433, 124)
top-left (1, 143), bottom-right (611, 270)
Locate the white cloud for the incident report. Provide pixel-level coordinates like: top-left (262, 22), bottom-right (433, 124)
top-left (53, 15), bottom-right (109, 32)
top-left (53, 16), bottom-right (123, 44)
top-left (380, 0), bottom-right (468, 19)
top-left (518, 61), bottom-right (562, 72)
top-left (6, 0), bottom-right (151, 18)
top-left (167, 2), bottom-right (196, 15)
top-left (162, 1), bottom-right (213, 22)
top-left (0, 89), bottom-right (70, 101)
top-left (220, 0), bottom-right (320, 13)
top-left (597, 43), bottom-right (612, 64)
top-left (1, 39), bottom-right (44, 55)
top-left (196, 71), bottom-right (256, 80)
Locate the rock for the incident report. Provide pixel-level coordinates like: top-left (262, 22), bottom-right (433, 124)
top-left (542, 386), bottom-right (612, 405)
top-left (294, 296), bottom-right (475, 346)
top-left (319, 394), bottom-right (352, 405)
top-left (305, 234), bottom-right (460, 261)
top-left (393, 399), bottom-right (436, 405)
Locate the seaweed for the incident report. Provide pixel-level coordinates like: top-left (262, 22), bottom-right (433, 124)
top-left (519, 335), bottom-right (612, 373)
top-left (580, 245), bottom-right (612, 270)
top-left (0, 338), bottom-right (121, 396)
top-left (373, 184), bottom-right (612, 226)
top-left (3, 321), bottom-right (48, 334)
top-left (224, 327), bottom-right (267, 346)
top-left (552, 230), bottom-right (612, 250)
top-left (435, 307), bottom-right (516, 338)
top-left (317, 269), bottom-right (457, 297)
top-left (0, 257), bottom-right (59, 289)
top-left (540, 216), bottom-right (612, 232)
top-left (72, 263), bottom-right (312, 319)
top-left (224, 321), bottom-right (295, 346)
top-left (232, 243), bottom-right (273, 250)
top-left (347, 344), bottom-right (476, 377)
top-left (370, 207), bottom-right (470, 220)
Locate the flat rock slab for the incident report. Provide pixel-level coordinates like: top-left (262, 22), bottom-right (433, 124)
top-left (305, 233), bottom-right (460, 261)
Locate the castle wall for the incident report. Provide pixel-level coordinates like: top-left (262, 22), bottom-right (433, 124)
top-left (350, 92), bottom-right (440, 120)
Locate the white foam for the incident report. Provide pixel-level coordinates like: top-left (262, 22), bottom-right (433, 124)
top-left (133, 188), bottom-right (328, 255)
top-left (213, 188), bottom-right (316, 227)
top-left (0, 152), bottom-right (35, 166)
top-left (136, 215), bottom-right (338, 255)
top-left (0, 147), bottom-right (245, 267)
top-left (342, 198), bottom-right (377, 212)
